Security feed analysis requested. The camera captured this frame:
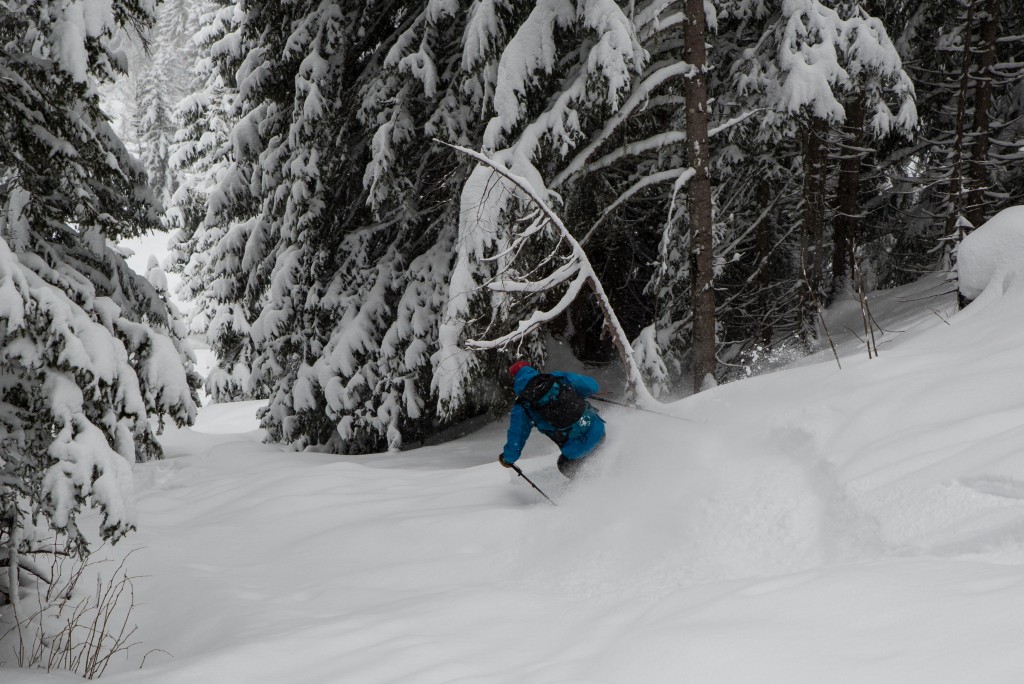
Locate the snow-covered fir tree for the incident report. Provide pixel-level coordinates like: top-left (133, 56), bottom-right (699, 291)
top-left (136, 67), bottom-right (177, 205)
top-left (0, 0), bottom-right (199, 606)
top-left (166, 1), bottom-right (264, 404)
top-left (113, 0), bottom-right (209, 208)
top-left (678, 0), bottom-right (919, 369)
top-left (177, 0), bottom-right (675, 450)
top-left (174, 0), bottom-right (1018, 452)
top-left (885, 0), bottom-right (1023, 280)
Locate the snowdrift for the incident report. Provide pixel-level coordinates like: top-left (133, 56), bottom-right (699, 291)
top-left (958, 205), bottom-right (1024, 301)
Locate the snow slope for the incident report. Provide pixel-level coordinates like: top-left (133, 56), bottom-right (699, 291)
top-left (9, 210), bottom-right (1024, 683)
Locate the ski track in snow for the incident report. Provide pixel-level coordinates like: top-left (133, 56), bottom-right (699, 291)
top-left (507, 416), bottom-right (881, 604)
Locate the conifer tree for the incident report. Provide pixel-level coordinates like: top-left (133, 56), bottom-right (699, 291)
top-left (136, 69), bottom-right (177, 205)
top-left (176, 0), bottom-right (1014, 453)
top-left (166, 1), bottom-right (261, 403)
top-left (682, 0), bottom-right (718, 392)
top-left (183, 0), bottom-right (709, 449)
top-left (0, 0), bottom-right (199, 606)
top-left (726, 0), bottom-right (915, 342)
top-left (129, 0), bottom-right (207, 204)
top-left (889, 0), bottom-right (1022, 280)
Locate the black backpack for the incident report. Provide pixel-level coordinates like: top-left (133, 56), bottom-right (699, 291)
top-left (517, 373), bottom-right (586, 431)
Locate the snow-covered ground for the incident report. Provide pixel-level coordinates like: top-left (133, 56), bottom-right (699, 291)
top-left (9, 208), bottom-right (1024, 683)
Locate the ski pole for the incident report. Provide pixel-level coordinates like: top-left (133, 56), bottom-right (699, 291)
top-left (590, 395), bottom-right (631, 409)
top-left (590, 395), bottom-right (699, 424)
top-left (508, 463), bottom-right (557, 506)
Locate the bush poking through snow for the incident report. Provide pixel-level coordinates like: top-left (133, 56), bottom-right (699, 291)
top-left (1, 546), bottom-right (142, 678)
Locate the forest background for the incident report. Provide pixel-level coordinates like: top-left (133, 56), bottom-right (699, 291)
top-left (153, 0), bottom-right (1022, 453)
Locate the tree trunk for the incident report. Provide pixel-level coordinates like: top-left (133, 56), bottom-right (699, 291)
top-left (831, 94), bottom-right (865, 303)
top-left (945, 0), bottom-right (976, 241)
top-left (756, 178), bottom-right (773, 348)
top-left (682, 0), bottom-right (716, 393)
top-left (965, 0), bottom-right (1001, 227)
top-left (800, 116), bottom-right (828, 341)
top-left (6, 528), bottom-right (21, 623)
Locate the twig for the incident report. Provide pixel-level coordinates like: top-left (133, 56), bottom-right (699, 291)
top-left (140, 648), bottom-right (174, 668)
top-left (929, 308), bottom-right (953, 325)
top-left (802, 264), bottom-right (841, 370)
top-left (1, 545), bottom-right (147, 678)
top-left (895, 289), bottom-right (959, 303)
top-left (851, 240), bottom-right (879, 359)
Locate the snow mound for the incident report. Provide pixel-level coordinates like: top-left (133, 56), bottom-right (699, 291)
top-left (957, 205), bottom-right (1024, 301)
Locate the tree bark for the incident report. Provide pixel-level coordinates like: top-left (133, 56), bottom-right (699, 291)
top-left (945, 0), bottom-right (976, 241)
top-left (6, 528), bottom-right (21, 623)
top-left (756, 178), bottom-right (773, 348)
top-left (831, 94), bottom-right (865, 303)
top-left (682, 0), bottom-right (716, 393)
top-left (800, 116), bottom-right (828, 341)
top-left (965, 0), bottom-right (1001, 228)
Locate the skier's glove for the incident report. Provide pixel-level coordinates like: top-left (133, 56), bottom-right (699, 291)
top-left (498, 454), bottom-right (514, 468)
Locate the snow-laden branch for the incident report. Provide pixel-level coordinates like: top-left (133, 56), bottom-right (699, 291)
top-left (488, 259), bottom-right (582, 293)
top-left (737, 0), bottom-right (916, 135)
top-left (437, 140), bottom-right (657, 406)
top-left (551, 61), bottom-right (693, 189)
top-left (575, 109), bottom-right (762, 244)
top-left (438, 142), bottom-right (569, 237)
top-left (708, 109), bottom-right (763, 137)
top-left (580, 167), bottom-right (696, 247)
top-left (574, 109), bottom-right (761, 246)
top-left (583, 132), bottom-right (688, 175)
top-left (482, 0), bottom-right (644, 156)
top-left (469, 270), bottom-right (590, 349)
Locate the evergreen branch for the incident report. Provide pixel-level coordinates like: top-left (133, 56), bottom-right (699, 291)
top-left (581, 167), bottom-right (696, 247)
top-left (436, 139), bottom-right (657, 406)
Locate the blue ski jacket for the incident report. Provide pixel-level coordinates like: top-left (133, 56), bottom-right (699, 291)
top-left (501, 366), bottom-right (605, 464)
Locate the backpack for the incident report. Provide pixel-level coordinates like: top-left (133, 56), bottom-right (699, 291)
top-left (517, 373), bottom-right (587, 433)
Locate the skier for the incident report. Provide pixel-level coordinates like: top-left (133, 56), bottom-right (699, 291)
top-left (498, 361), bottom-right (606, 479)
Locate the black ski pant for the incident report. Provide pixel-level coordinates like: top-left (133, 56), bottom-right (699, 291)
top-left (556, 436), bottom-right (606, 479)
top-left (557, 454), bottom-right (585, 479)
